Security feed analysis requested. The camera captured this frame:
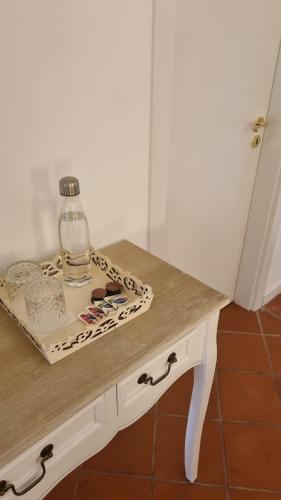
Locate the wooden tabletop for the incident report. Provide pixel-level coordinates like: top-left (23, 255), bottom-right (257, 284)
top-left (0, 240), bottom-right (228, 468)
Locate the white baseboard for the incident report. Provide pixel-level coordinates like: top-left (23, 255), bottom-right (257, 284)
top-left (263, 279), bottom-right (281, 306)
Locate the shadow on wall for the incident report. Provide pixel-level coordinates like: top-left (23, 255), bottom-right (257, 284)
top-left (29, 159), bottom-right (73, 259)
top-left (0, 253), bottom-right (17, 275)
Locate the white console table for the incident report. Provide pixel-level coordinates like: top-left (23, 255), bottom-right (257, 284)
top-left (0, 240), bottom-right (228, 499)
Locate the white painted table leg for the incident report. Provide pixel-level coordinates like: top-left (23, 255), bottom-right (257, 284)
top-left (185, 312), bottom-right (219, 482)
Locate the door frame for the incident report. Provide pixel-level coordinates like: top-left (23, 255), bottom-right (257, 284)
top-left (234, 39), bottom-right (281, 310)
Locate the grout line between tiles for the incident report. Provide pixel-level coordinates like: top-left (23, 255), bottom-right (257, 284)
top-left (86, 470), bottom-right (227, 488)
top-left (151, 412), bottom-right (281, 427)
top-left (257, 310), bottom-right (276, 374)
top-left (191, 480), bottom-right (227, 489)
top-left (73, 469), bottom-right (281, 495)
top-left (217, 367), bottom-right (272, 375)
top-left (262, 306), bottom-right (281, 322)
top-left (222, 419), bottom-right (281, 428)
top-left (157, 412), bottom-right (218, 420)
top-left (220, 329), bottom-right (281, 337)
top-left (218, 330), bottom-right (262, 335)
top-left (229, 484), bottom-right (281, 495)
top-left (257, 310), bottom-right (281, 401)
top-left (215, 372), bottom-right (230, 500)
top-left (72, 466), bottom-right (82, 500)
top-left (155, 478), bottom-right (227, 489)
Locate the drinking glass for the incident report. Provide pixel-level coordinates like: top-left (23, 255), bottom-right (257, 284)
top-left (5, 261), bottom-right (42, 312)
top-left (24, 277), bottom-right (67, 333)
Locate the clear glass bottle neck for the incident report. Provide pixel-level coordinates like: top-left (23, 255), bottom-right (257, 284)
top-left (60, 194), bottom-right (84, 214)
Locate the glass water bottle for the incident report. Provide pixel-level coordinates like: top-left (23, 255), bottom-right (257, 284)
top-left (58, 176), bottom-right (92, 287)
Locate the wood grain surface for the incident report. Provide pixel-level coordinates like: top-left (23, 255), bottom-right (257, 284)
top-left (0, 240), bottom-right (228, 467)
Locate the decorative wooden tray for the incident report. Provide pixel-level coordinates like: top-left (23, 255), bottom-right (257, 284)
top-left (0, 247), bottom-right (154, 364)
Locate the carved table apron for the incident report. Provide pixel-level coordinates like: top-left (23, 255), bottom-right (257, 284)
top-left (0, 241), bottom-right (228, 499)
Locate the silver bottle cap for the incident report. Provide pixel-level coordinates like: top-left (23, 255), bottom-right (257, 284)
top-left (59, 176), bottom-right (80, 196)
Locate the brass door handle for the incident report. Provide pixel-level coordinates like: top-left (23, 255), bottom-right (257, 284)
top-left (252, 116), bottom-right (267, 132)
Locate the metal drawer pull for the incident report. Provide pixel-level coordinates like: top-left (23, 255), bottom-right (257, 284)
top-left (137, 352), bottom-right (177, 386)
top-left (0, 444), bottom-right (54, 497)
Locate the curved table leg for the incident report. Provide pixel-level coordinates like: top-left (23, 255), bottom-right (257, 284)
top-left (185, 312), bottom-right (219, 482)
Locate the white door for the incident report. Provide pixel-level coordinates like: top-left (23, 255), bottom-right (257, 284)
top-left (149, 0), bottom-right (281, 298)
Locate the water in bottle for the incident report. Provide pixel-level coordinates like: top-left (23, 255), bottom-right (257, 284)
top-left (58, 177), bottom-right (92, 287)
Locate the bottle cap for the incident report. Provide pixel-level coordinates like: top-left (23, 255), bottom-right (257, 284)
top-left (59, 176), bottom-right (80, 196)
top-left (91, 288), bottom-right (107, 301)
top-left (106, 281), bottom-right (122, 296)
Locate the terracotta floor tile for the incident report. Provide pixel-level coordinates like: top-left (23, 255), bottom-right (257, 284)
top-left (217, 332), bottom-right (270, 373)
top-left (266, 337), bottom-right (281, 375)
top-left (224, 422), bottom-right (281, 490)
top-left (230, 490), bottom-right (281, 500)
top-left (77, 472), bottom-right (152, 500)
top-left (264, 293), bottom-right (281, 317)
top-left (259, 309), bottom-right (281, 335)
top-left (153, 481), bottom-right (227, 500)
top-left (83, 413), bottom-right (154, 476)
top-left (158, 369), bottom-right (218, 419)
top-left (218, 372), bottom-right (281, 423)
top-left (218, 303), bottom-right (260, 333)
top-left (276, 376), bottom-right (281, 397)
top-left (158, 370), bottom-right (193, 415)
top-left (43, 470), bottom-right (78, 500)
top-left (154, 416), bottom-right (225, 484)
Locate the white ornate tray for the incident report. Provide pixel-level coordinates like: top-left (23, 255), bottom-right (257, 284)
top-left (0, 247), bottom-right (154, 364)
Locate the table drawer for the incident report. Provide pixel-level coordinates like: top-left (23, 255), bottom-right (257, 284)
top-left (0, 395), bottom-right (106, 499)
top-left (117, 322), bottom-right (206, 415)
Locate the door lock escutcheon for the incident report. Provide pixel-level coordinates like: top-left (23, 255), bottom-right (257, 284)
top-left (251, 116), bottom-right (267, 148)
top-left (251, 134), bottom-right (261, 148)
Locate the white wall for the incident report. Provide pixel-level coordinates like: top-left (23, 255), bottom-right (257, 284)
top-left (0, 0), bottom-right (152, 272)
